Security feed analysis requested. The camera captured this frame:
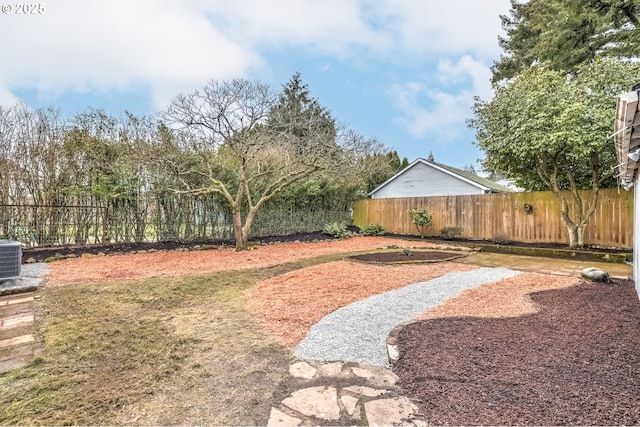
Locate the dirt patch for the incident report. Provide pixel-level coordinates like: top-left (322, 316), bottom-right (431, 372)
top-left (349, 250), bottom-right (465, 264)
top-left (394, 279), bottom-right (640, 426)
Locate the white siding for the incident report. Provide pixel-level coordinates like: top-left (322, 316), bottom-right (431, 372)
top-left (371, 162), bottom-right (485, 198)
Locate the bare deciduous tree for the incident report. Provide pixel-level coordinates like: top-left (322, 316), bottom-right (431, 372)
top-left (163, 77), bottom-right (376, 250)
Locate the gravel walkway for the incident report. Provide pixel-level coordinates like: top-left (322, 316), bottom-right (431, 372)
top-left (294, 267), bottom-right (520, 367)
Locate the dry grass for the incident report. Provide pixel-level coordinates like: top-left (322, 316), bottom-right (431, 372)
top-left (0, 255), bottom-right (347, 426)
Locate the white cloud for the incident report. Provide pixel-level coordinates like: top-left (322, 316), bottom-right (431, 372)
top-left (0, 86), bottom-right (19, 108)
top-left (0, 0), bottom-right (510, 112)
top-left (390, 56), bottom-right (492, 141)
top-left (367, 0), bottom-right (511, 59)
top-left (203, 0), bottom-right (392, 57)
top-left (437, 56), bottom-right (493, 100)
top-left (0, 0), bottom-right (259, 110)
top-left (201, 0), bottom-right (510, 60)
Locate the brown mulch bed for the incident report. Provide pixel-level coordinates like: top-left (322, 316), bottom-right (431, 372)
top-left (394, 279), bottom-right (640, 426)
top-left (418, 272), bottom-right (578, 320)
top-left (349, 250), bottom-right (465, 264)
top-left (44, 237), bottom-right (447, 287)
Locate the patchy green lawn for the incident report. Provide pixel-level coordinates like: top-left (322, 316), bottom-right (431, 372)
top-left (0, 254), bottom-right (344, 425)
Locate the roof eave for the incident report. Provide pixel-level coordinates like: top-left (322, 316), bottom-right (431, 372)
top-left (368, 158), bottom-right (510, 196)
top-left (614, 90), bottom-right (640, 185)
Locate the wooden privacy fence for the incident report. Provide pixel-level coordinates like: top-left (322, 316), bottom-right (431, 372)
top-left (352, 188), bottom-right (634, 249)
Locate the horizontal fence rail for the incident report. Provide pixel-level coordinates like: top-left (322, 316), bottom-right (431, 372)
top-left (353, 188), bottom-right (633, 249)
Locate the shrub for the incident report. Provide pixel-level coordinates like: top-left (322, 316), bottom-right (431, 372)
top-left (358, 223), bottom-right (385, 236)
top-left (440, 226), bottom-right (463, 239)
top-left (407, 208), bottom-right (432, 238)
top-left (322, 221), bottom-right (353, 239)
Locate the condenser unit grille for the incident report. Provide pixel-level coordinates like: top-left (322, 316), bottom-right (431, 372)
top-left (0, 240), bottom-right (22, 281)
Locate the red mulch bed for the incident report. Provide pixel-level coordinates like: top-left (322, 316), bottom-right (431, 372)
top-left (394, 279), bottom-right (640, 426)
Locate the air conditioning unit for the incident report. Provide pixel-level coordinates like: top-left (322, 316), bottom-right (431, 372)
top-left (0, 240), bottom-right (22, 281)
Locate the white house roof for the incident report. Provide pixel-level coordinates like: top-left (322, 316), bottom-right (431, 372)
top-left (368, 158), bottom-right (513, 196)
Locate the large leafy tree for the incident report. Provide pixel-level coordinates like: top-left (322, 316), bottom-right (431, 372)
top-left (163, 75), bottom-right (374, 250)
top-left (470, 59), bottom-right (640, 247)
top-left (493, 0), bottom-right (640, 84)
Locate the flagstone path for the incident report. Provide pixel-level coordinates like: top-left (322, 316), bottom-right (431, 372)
top-left (268, 360), bottom-right (424, 426)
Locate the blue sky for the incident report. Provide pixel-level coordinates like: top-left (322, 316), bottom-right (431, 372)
top-left (0, 0), bottom-right (512, 170)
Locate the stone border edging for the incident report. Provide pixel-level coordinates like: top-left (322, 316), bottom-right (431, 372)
top-left (347, 251), bottom-right (468, 266)
top-left (387, 319), bottom-right (422, 366)
top-left (477, 245), bottom-right (631, 263)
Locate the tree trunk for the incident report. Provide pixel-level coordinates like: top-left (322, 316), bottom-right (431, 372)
top-left (576, 224), bottom-right (586, 247)
top-left (566, 223), bottom-right (579, 248)
top-left (554, 185), bottom-right (593, 249)
top-left (562, 217), bottom-right (589, 248)
top-left (232, 208), bottom-right (248, 251)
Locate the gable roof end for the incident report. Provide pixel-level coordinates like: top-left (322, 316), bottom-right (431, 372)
top-left (431, 161), bottom-right (513, 193)
top-left (368, 157), bottom-right (513, 196)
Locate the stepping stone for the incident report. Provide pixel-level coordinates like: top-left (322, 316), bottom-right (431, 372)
top-left (0, 341), bottom-right (33, 360)
top-left (0, 336), bottom-right (36, 374)
top-left (364, 397), bottom-right (421, 426)
top-left (282, 386), bottom-right (340, 421)
top-left (267, 408), bottom-right (301, 427)
top-left (7, 296), bottom-right (35, 305)
top-left (0, 313), bottom-right (35, 330)
top-left (0, 293), bottom-right (35, 306)
top-left (351, 365), bottom-right (398, 387)
top-left (289, 361), bottom-right (317, 379)
top-left (317, 361), bottom-right (345, 377)
top-left (341, 395), bottom-right (360, 418)
top-left (0, 355), bottom-right (33, 374)
top-left (0, 334), bottom-right (34, 348)
top-left (343, 385), bottom-right (387, 398)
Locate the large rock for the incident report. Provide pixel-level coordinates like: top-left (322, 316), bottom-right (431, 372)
top-left (581, 267), bottom-right (610, 283)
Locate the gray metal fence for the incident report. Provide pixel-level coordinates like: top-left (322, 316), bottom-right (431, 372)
top-left (0, 200), bottom-right (350, 247)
